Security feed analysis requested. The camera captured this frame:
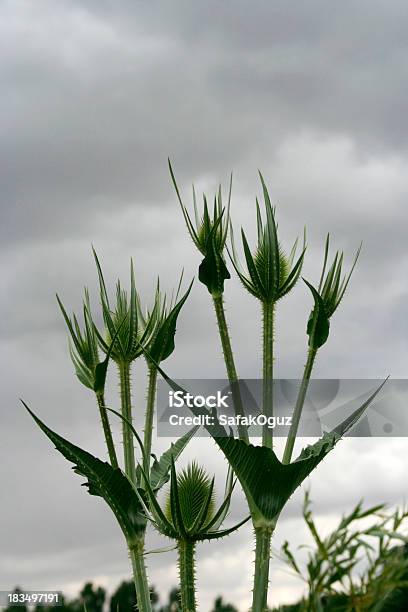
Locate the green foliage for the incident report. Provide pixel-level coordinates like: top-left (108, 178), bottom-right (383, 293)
top-left (279, 493), bottom-right (408, 611)
top-left (229, 173), bottom-right (305, 304)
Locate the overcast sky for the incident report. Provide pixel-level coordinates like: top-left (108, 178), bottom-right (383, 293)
top-left (1, 1), bottom-right (407, 610)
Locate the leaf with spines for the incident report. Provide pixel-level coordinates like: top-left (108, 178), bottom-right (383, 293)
top-left (144, 358), bottom-right (387, 529)
top-left (23, 403), bottom-right (146, 544)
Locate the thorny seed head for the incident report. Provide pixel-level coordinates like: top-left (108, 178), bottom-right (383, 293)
top-left (169, 159), bottom-right (232, 297)
top-left (139, 273), bottom-right (193, 365)
top-left (93, 249), bottom-right (158, 364)
top-left (57, 289), bottom-right (100, 391)
top-left (229, 173), bottom-right (306, 304)
top-left (316, 234), bottom-right (362, 318)
top-left (141, 460), bottom-right (247, 543)
top-left (305, 235), bottom-right (362, 350)
top-left (165, 462), bottom-right (215, 531)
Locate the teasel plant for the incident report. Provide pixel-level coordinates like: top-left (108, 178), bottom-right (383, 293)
top-left (229, 173), bottom-right (306, 449)
top-left (56, 288), bottom-right (119, 468)
top-left (138, 460), bottom-right (248, 612)
top-left (26, 250), bottom-right (195, 612)
top-left (282, 234), bottom-right (362, 465)
top-left (136, 273), bottom-right (193, 475)
top-left (169, 160), bottom-right (249, 444)
top-left (152, 169), bottom-right (385, 611)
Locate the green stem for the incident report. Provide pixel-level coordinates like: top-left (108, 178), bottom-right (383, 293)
top-left (178, 539), bottom-right (196, 612)
top-left (262, 301), bottom-right (275, 449)
top-left (118, 361), bottom-right (137, 484)
top-left (212, 294), bottom-right (249, 443)
top-left (143, 365), bottom-right (158, 475)
top-left (129, 537), bottom-right (152, 612)
top-left (96, 392), bottom-right (118, 469)
top-left (252, 526), bottom-right (273, 612)
top-left (282, 347), bottom-right (317, 464)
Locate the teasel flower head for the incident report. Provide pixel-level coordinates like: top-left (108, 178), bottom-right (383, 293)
top-left (305, 235), bottom-right (362, 350)
top-left (57, 288), bottom-right (101, 392)
top-left (169, 159), bottom-right (232, 298)
top-left (93, 249), bottom-right (158, 365)
top-left (229, 173), bottom-right (306, 304)
top-left (140, 460), bottom-right (248, 542)
top-left (138, 272), bottom-right (193, 365)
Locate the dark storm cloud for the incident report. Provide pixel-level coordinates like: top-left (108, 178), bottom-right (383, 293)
top-left (2, 0), bottom-right (408, 246)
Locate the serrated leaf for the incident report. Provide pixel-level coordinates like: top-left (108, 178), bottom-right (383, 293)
top-left (136, 353), bottom-right (386, 529)
top-left (24, 403), bottom-right (146, 544)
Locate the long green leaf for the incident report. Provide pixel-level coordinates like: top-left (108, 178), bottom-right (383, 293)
top-left (150, 426), bottom-right (199, 490)
top-left (24, 403), bottom-right (146, 544)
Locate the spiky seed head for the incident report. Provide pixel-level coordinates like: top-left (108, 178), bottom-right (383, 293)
top-left (317, 234), bottom-right (362, 318)
top-left (305, 236), bottom-right (362, 350)
top-left (92, 250), bottom-right (158, 364)
top-left (169, 159), bottom-right (232, 296)
top-left (229, 173), bottom-right (306, 304)
top-left (165, 462), bottom-right (215, 531)
top-left (57, 289), bottom-right (100, 391)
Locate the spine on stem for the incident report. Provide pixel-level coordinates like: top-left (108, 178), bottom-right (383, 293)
top-left (118, 360), bottom-right (137, 484)
top-left (212, 294), bottom-right (249, 443)
top-left (96, 392), bottom-right (118, 468)
top-left (252, 526), bottom-right (273, 612)
top-left (282, 347), bottom-right (317, 464)
top-left (178, 539), bottom-right (197, 612)
top-left (262, 301), bottom-right (274, 449)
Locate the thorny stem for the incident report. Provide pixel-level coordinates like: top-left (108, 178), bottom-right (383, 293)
top-left (118, 361), bottom-right (137, 485)
top-left (129, 537), bottom-right (152, 612)
top-left (262, 301), bottom-right (275, 449)
top-left (252, 526), bottom-right (273, 612)
top-left (96, 392), bottom-right (118, 469)
top-left (178, 539), bottom-right (197, 612)
top-left (282, 347), bottom-right (317, 464)
top-left (143, 364), bottom-right (158, 475)
top-left (212, 294), bottom-right (249, 443)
